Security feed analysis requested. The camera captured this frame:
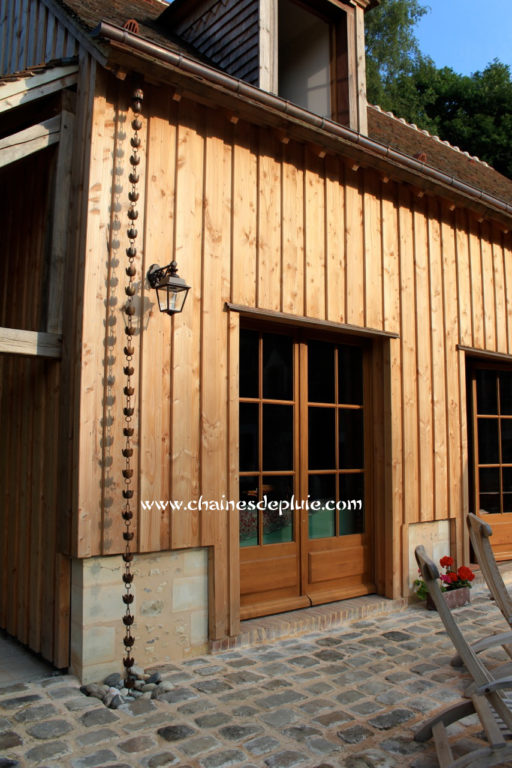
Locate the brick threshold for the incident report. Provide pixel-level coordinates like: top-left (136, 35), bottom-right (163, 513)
top-left (209, 561), bottom-right (512, 654)
top-left (210, 593), bottom-right (409, 653)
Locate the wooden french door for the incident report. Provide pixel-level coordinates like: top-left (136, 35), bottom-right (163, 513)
top-left (239, 326), bottom-right (374, 619)
top-left (470, 363), bottom-right (512, 560)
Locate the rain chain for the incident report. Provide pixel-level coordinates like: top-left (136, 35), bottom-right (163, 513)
top-left (121, 86), bottom-right (143, 687)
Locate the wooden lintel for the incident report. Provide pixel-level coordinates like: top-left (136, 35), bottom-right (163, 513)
top-left (0, 65), bottom-right (78, 113)
top-left (0, 327), bottom-right (62, 359)
top-left (0, 115), bottom-right (61, 168)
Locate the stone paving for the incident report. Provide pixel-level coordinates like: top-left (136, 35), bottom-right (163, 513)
top-left (1, 594), bottom-right (512, 768)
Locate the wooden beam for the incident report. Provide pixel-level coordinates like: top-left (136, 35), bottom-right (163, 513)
top-left (0, 115), bottom-right (60, 168)
top-left (0, 65), bottom-right (78, 113)
top-left (0, 327), bottom-right (62, 358)
top-left (47, 106), bottom-right (75, 334)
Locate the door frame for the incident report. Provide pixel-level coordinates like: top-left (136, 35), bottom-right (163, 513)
top-left (238, 319), bottom-right (377, 617)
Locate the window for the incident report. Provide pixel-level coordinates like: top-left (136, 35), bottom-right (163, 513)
top-left (470, 365), bottom-right (512, 515)
top-left (239, 328), bottom-right (366, 547)
top-left (277, 0), bottom-right (350, 125)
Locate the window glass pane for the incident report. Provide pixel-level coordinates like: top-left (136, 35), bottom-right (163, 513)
top-left (262, 475), bottom-right (294, 544)
top-left (477, 418), bottom-right (499, 464)
top-left (308, 474), bottom-right (336, 539)
top-left (262, 333), bottom-right (293, 400)
top-left (263, 404), bottom-right (293, 470)
top-left (338, 346), bottom-right (363, 405)
top-left (502, 419), bottom-right (512, 463)
top-left (479, 467), bottom-right (500, 493)
top-left (500, 372), bottom-right (512, 414)
top-left (504, 493), bottom-right (512, 513)
top-left (339, 409), bottom-right (364, 469)
top-left (309, 407), bottom-right (335, 469)
top-left (503, 467), bottom-right (512, 492)
top-left (240, 329), bottom-right (259, 398)
top-left (479, 493), bottom-right (501, 515)
top-left (476, 369), bottom-right (498, 414)
top-left (339, 473), bottom-right (364, 535)
top-left (308, 340), bottom-right (335, 403)
top-left (239, 403), bottom-right (259, 471)
top-left (239, 476), bottom-right (259, 547)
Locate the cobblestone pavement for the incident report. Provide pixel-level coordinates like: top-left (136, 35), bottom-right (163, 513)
top-left (1, 594), bottom-right (511, 768)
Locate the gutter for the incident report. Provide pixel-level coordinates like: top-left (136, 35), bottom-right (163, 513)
top-left (96, 21), bottom-right (512, 222)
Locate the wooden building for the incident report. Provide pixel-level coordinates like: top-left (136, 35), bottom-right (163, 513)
top-left (2, 0), bottom-right (512, 682)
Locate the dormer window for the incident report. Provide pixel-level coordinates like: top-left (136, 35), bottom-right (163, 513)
top-left (158, 0), bottom-right (371, 133)
top-left (278, 0), bottom-right (333, 119)
top-left (272, 0), bottom-right (369, 132)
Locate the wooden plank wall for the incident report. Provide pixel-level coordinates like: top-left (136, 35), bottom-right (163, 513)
top-left (0, 148), bottom-right (64, 662)
top-left (78, 76), bottom-right (512, 639)
top-left (0, 0), bottom-right (78, 76)
top-left (168, 0), bottom-right (260, 85)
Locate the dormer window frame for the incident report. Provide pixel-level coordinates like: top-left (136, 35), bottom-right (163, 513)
top-left (261, 0), bottom-right (369, 133)
top-left (277, 0), bottom-right (350, 126)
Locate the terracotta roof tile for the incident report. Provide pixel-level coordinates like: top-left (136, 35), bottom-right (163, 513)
top-left (53, 0), bottom-right (193, 54)
top-left (368, 104), bottom-right (512, 206)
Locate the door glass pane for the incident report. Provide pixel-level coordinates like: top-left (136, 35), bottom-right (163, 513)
top-left (339, 473), bottom-right (364, 535)
top-left (503, 467), bottom-right (512, 492)
top-left (308, 340), bottom-right (335, 403)
top-left (502, 419), bottom-right (512, 463)
top-left (240, 403), bottom-right (259, 471)
top-left (239, 476), bottom-right (259, 547)
top-left (478, 418), bottom-right (499, 464)
top-left (479, 467), bottom-right (500, 493)
top-left (338, 346), bottom-right (363, 405)
top-left (308, 474), bottom-right (336, 538)
top-left (500, 372), bottom-right (512, 414)
top-left (263, 404), bottom-right (293, 470)
top-left (262, 475), bottom-right (294, 544)
top-left (240, 329), bottom-right (259, 398)
top-left (308, 407), bottom-right (335, 469)
top-left (479, 493), bottom-right (500, 514)
top-left (476, 369), bottom-right (498, 414)
top-left (262, 333), bottom-right (293, 400)
top-left (339, 409), bottom-right (364, 469)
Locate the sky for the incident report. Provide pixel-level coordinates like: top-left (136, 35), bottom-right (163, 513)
top-left (415, 0), bottom-right (512, 76)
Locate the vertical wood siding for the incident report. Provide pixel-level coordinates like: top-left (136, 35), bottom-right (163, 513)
top-left (0, 149), bottom-right (64, 662)
top-left (0, 0), bottom-right (78, 75)
top-left (75, 78), bottom-right (512, 636)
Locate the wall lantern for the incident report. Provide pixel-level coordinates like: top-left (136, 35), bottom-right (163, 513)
top-left (147, 261), bottom-right (190, 315)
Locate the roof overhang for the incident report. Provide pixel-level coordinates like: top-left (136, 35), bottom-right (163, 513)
top-left (95, 20), bottom-right (511, 226)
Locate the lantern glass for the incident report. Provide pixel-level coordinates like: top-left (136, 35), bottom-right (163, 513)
top-left (155, 276), bottom-right (190, 315)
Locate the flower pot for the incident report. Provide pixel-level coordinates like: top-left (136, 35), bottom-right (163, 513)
top-left (426, 586), bottom-right (470, 611)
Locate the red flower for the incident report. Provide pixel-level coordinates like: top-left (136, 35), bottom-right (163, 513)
top-left (457, 565), bottom-right (475, 582)
top-left (440, 555), bottom-right (454, 568)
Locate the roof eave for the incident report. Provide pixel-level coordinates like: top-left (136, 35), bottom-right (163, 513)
top-left (95, 20), bottom-right (512, 225)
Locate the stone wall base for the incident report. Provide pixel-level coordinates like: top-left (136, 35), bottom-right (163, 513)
top-left (408, 519), bottom-right (451, 593)
top-left (70, 548), bottom-right (209, 684)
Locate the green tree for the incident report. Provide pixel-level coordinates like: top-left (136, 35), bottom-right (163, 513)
top-left (390, 60), bottom-right (512, 177)
top-left (365, 0), bottom-right (429, 109)
top-left (365, 1), bottom-right (512, 177)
